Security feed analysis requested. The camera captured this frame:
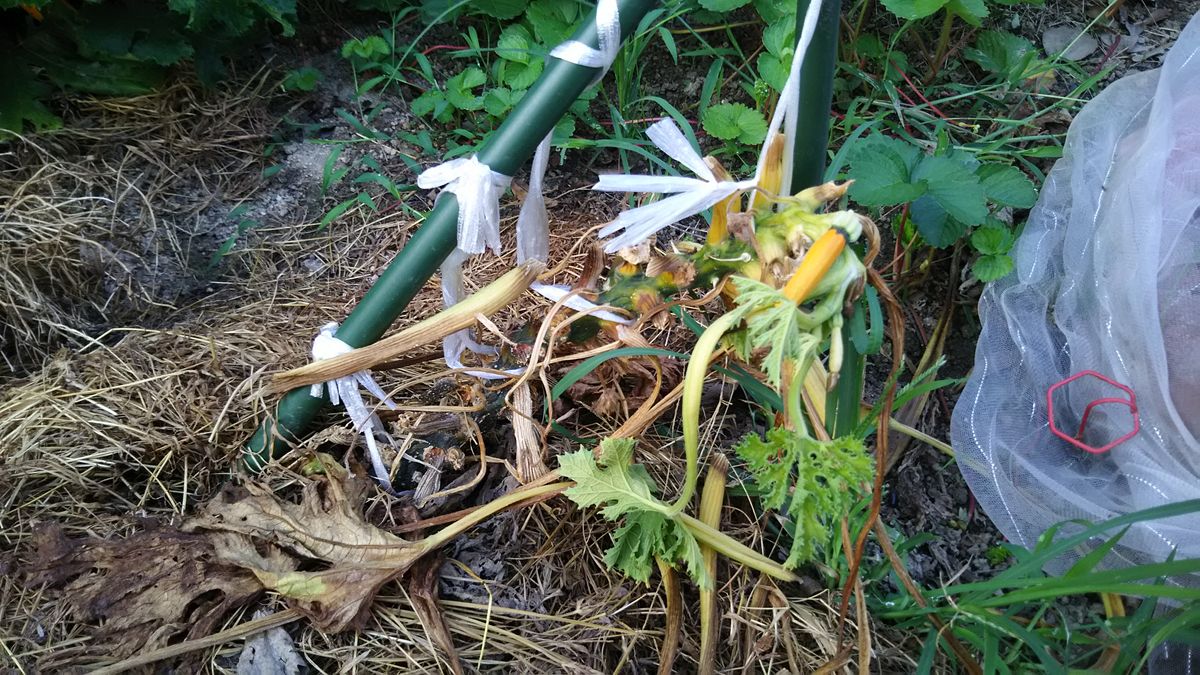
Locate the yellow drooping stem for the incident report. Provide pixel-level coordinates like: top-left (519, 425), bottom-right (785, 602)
top-left (782, 228), bottom-right (847, 304)
top-left (705, 157), bottom-right (741, 245)
top-left (674, 312), bottom-right (739, 515)
top-left (697, 453), bottom-right (730, 675)
top-left (751, 133), bottom-right (787, 212)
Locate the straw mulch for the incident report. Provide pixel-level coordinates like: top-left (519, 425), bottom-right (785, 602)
top-left (0, 80), bottom-right (877, 673)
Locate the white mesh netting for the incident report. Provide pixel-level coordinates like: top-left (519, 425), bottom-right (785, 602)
top-left (951, 10), bottom-right (1200, 585)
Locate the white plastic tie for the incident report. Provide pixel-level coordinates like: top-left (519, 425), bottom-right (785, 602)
top-left (531, 282), bottom-right (633, 324)
top-left (309, 322), bottom-right (398, 490)
top-left (550, 0), bottom-right (620, 79)
top-left (588, 0), bottom-right (824, 253)
top-left (417, 155), bottom-right (512, 256)
top-left (517, 132), bottom-right (552, 264)
top-left (593, 118), bottom-right (757, 252)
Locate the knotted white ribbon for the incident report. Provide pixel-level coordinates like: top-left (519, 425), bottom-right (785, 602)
top-left (594, 119), bottom-right (758, 253)
top-left (309, 322), bottom-right (398, 490)
top-left (589, 0), bottom-right (825, 253)
top-left (417, 155), bottom-right (512, 256)
top-left (550, 0), bottom-right (621, 78)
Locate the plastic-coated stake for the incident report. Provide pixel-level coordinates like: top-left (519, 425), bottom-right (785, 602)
top-left (243, 0), bottom-right (661, 470)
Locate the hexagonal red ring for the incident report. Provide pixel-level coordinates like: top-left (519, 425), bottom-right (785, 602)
top-left (1046, 370), bottom-right (1140, 454)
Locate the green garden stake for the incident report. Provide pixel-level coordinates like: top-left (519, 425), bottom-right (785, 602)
top-left (782, 0), bottom-right (858, 437)
top-left (243, 0), bottom-right (660, 470)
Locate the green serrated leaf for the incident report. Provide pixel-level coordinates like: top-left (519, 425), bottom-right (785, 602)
top-left (973, 253), bottom-right (1014, 282)
top-left (913, 155), bottom-right (989, 226)
top-left (756, 52), bottom-right (791, 92)
top-left (526, 0), bottom-right (581, 45)
top-left (559, 440), bottom-right (710, 588)
top-left (500, 58), bottom-right (543, 90)
top-left (847, 136), bottom-right (926, 207)
top-left (945, 0), bottom-right (987, 24)
top-left (702, 102), bottom-right (768, 145)
top-left (341, 35), bottom-right (390, 61)
top-left (701, 0), bottom-right (752, 8)
top-left (497, 24), bottom-right (534, 63)
top-left (445, 66), bottom-right (486, 111)
top-left (978, 164), bottom-right (1038, 208)
top-left (909, 194), bottom-right (965, 248)
top-left (762, 21), bottom-right (794, 58)
top-left (965, 30), bottom-right (1037, 77)
top-left (470, 0), bottom-right (526, 19)
top-left (283, 66), bottom-right (323, 92)
top-left (734, 428), bottom-right (872, 567)
top-left (753, 0), bottom-right (794, 22)
top-left (970, 224), bottom-right (1014, 256)
top-left (880, 0), bottom-right (949, 20)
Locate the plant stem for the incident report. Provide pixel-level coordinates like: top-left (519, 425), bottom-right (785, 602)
top-left (698, 454), bottom-right (730, 675)
top-left (678, 513), bottom-right (795, 582)
top-left (674, 312), bottom-right (739, 515)
top-left (656, 557), bottom-right (684, 675)
top-left (931, 10), bottom-right (954, 78)
top-left (421, 482), bottom-right (569, 551)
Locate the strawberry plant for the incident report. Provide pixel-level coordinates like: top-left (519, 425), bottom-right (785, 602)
top-left (845, 132), bottom-right (1037, 281)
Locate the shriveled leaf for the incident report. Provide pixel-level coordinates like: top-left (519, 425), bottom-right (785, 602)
top-left (25, 524), bottom-right (288, 659)
top-left (185, 469), bottom-right (430, 631)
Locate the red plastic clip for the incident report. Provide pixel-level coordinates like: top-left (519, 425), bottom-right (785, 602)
top-left (1046, 370), bottom-right (1140, 454)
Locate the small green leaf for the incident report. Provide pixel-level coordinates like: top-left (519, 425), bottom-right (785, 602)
top-left (496, 24), bottom-right (534, 63)
top-left (526, 0), bottom-right (581, 45)
top-left (965, 30), bottom-right (1038, 77)
top-left (500, 58), bottom-right (543, 90)
top-left (973, 253), bottom-right (1015, 282)
top-left (445, 66), bottom-right (486, 111)
top-left (282, 66), bottom-right (323, 92)
top-left (756, 52), bottom-right (791, 92)
top-left (970, 224), bottom-right (1014, 256)
top-left (702, 102), bottom-right (768, 145)
top-left (762, 21), bottom-right (794, 57)
top-left (700, 0), bottom-right (752, 9)
top-left (978, 164), bottom-right (1038, 208)
top-left (483, 87), bottom-right (522, 117)
top-left (341, 35), bottom-right (389, 61)
top-left (880, 0), bottom-right (949, 20)
top-left (469, 0), bottom-right (526, 19)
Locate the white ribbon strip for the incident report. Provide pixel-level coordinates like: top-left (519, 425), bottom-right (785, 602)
top-left (309, 322), bottom-right (398, 491)
top-left (531, 282), bottom-right (633, 324)
top-left (517, 133), bottom-right (552, 265)
top-left (417, 155), bottom-right (512, 256)
top-left (550, 0), bottom-right (620, 78)
top-left (593, 118), bottom-right (757, 252)
top-left (587, 0), bottom-right (824, 253)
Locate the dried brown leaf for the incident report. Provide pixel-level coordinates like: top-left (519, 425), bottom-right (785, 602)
top-left (26, 523), bottom-right (286, 659)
